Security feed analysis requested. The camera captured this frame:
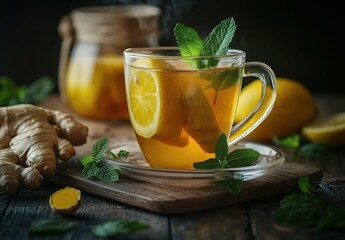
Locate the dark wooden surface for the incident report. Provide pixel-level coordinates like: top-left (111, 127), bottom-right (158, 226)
top-left (1, 94), bottom-right (345, 240)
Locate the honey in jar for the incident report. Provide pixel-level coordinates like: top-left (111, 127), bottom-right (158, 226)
top-left (58, 5), bottom-right (161, 120)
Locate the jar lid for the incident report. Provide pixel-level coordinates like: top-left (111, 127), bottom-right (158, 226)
top-left (71, 5), bottom-right (161, 45)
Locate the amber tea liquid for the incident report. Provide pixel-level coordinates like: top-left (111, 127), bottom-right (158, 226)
top-left (132, 65), bottom-right (243, 169)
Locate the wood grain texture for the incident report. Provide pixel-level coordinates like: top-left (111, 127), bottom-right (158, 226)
top-left (0, 183), bottom-right (169, 240)
top-left (49, 158), bottom-right (322, 214)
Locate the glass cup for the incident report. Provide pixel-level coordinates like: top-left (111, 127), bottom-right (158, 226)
top-left (123, 47), bottom-right (276, 169)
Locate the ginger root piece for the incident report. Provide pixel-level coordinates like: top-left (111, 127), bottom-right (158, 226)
top-left (49, 186), bottom-right (81, 215)
top-left (0, 104), bottom-right (88, 194)
top-left (183, 81), bottom-right (221, 153)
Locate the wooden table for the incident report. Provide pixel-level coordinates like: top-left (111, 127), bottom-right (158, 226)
top-left (1, 94), bottom-right (345, 240)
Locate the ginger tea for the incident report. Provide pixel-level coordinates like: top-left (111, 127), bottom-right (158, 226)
top-left (126, 59), bottom-right (243, 169)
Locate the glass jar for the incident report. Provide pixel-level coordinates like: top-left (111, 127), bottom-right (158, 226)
top-left (58, 5), bottom-right (161, 120)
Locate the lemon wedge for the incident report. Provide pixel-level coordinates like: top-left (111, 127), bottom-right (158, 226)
top-left (127, 59), bottom-right (188, 147)
top-left (302, 112), bottom-right (345, 146)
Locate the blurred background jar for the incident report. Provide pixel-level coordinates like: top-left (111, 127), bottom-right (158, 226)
top-left (58, 5), bottom-right (161, 120)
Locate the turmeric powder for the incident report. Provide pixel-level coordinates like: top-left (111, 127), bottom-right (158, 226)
top-left (0, 104), bottom-right (88, 194)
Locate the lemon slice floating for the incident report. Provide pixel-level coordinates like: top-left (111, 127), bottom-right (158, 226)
top-left (302, 112), bottom-right (345, 146)
top-left (127, 59), bottom-right (188, 146)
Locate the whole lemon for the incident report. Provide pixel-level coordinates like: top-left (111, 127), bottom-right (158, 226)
top-left (234, 78), bottom-right (318, 142)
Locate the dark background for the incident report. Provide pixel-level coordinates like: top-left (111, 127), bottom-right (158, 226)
top-left (0, 0), bottom-right (344, 94)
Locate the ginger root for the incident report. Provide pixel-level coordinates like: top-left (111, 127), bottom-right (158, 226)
top-left (0, 104), bottom-right (88, 194)
top-left (49, 186), bottom-right (81, 215)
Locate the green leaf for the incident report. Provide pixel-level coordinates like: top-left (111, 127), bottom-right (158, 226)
top-left (26, 76), bottom-right (55, 104)
top-left (0, 76), bottom-right (54, 106)
top-left (273, 134), bottom-right (300, 149)
top-left (193, 158), bottom-right (221, 169)
top-left (106, 149), bottom-right (129, 160)
top-left (95, 160), bottom-right (119, 182)
top-left (203, 17), bottom-right (236, 57)
top-left (117, 150), bottom-right (129, 159)
top-left (225, 149), bottom-right (260, 168)
top-left (211, 67), bottom-right (240, 91)
top-left (272, 193), bottom-right (324, 226)
top-left (220, 178), bottom-right (244, 195)
top-left (83, 162), bottom-right (99, 179)
top-left (298, 176), bottom-right (312, 194)
top-left (174, 23), bottom-right (203, 57)
top-left (318, 205), bottom-right (345, 229)
top-left (29, 219), bottom-right (75, 235)
top-left (215, 133), bottom-right (228, 160)
top-left (92, 219), bottom-right (150, 238)
top-left (80, 155), bottom-right (94, 166)
top-left (298, 142), bottom-right (328, 157)
top-left (92, 137), bottom-right (110, 161)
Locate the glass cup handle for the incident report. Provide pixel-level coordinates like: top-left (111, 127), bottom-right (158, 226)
top-left (228, 62), bottom-right (277, 145)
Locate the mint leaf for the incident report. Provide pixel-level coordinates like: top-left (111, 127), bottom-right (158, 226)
top-left (80, 137), bottom-right (124, 183)
top-left (29, 219), bottom-right (75, 235)
top-left (273, 134), bottom-right (300, 149)
top-left (273, 176), bottom-right (345, 230)
top-left (0, 76), bottom-right (54, 106)
top-left (298, 176), bottom-right (312, 194)
top-left (273, 134), bottom-right (329, 159)
top-left (80, 155), bottom-right (94, 166)
top-left (92, 137), bottom-right (110, 161)
top-left (95, 161), bottom-right (119, 182)
top-left (273, 193), bottom-right (324, 226)
top-left (193, 133), bottom-right (260, 195)
top-left (174, 23), bottom-right (203, 57)
top-left (193, 158), bottom-right (221, 169)
top-left (203, 17), bottom-right (236, 57)
top-left (92, 219), bottom-right (149, 238)
top-left (297, 142), bottom-right (328, 157)
top-left (106, 149), bottom-right (130, 160)
top-left (215, 133), bottom-right (228, 160)
top-left (26, 76), bottom-right (55, 104)
top-left (117, 150), bottom-right (129, 159)
top-left (174, 18), bottom-right (237, 104)
top-left (220, 178), bottom-right (244, 195)
top-left (83, 162), bottom-right (99, 179)
top-left (210, 67), bottom-right (241, 104)
top-left (225, 149), bottom-right (260, 168)
top-left (212, 67), bottom-right (240, 91)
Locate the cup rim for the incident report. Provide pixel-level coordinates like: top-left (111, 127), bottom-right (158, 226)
top-left (123, 46), bottom-right (246, 59)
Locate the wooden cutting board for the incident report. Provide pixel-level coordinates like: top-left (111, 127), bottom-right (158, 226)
top-left (42, 96), bottom-right (323, 214)
top-left (50, 158), bottom-right (322, 214)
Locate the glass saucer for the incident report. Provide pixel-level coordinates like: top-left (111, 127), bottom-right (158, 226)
top-left (106, 140), bottom-right (285, 185)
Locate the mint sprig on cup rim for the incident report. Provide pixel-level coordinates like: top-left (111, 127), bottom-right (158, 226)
top-left (174, 17), bottom-right (239, 104)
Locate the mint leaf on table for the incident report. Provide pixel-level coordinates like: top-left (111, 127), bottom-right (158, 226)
top-left (272, 176), bottom-right (345, 230)
top-left (298, 176), bottom-right (312, 195)
top-left (193, 133), bottom-right (260, 195)
top-left (80, 137), bottom-right (128, 183)
top-left (92, 219), bottom-right (150, 238)
top-left (273, 134), bottom-right (329, 159)
top-left (29, 219), bottom-right (75, 235)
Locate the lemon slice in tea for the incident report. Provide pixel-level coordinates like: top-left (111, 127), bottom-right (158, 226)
top-left (127, 59), bottom-right (188, 147)
top-left (302, 112), bottom-right (345, 146)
